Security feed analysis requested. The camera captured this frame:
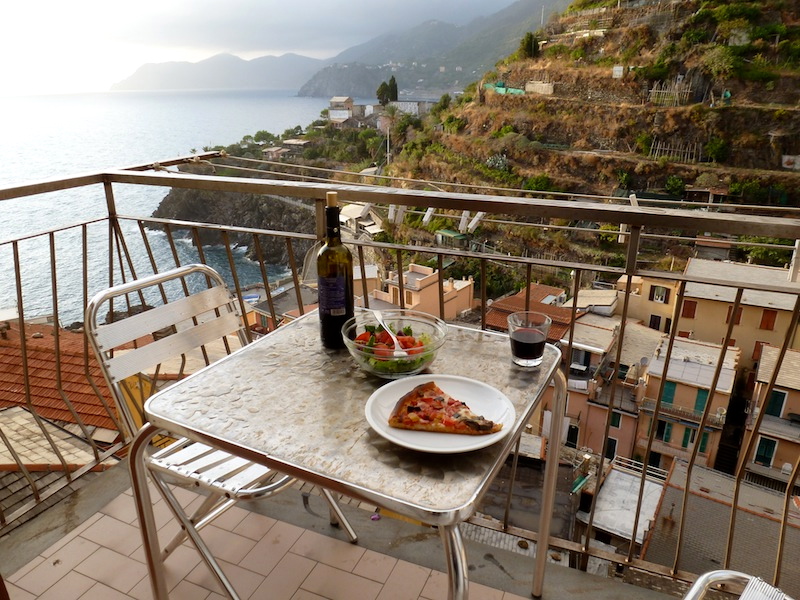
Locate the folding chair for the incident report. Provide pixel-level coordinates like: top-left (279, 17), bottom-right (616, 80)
top-left (85, 264), bottom-right (356, 598)
top-left (682, 570), bottom-right (792, 600)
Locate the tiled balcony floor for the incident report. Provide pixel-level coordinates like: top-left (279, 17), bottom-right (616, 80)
top-left (1, 464), bottom-right (675, 600)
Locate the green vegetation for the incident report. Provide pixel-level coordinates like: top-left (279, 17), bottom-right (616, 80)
top-left (665, 175), bottom-right (685, 197)
top-left (515, 32), bottom-right (540, 60)
top-left (704, 137), bottom-right (730, 163)
top-left (376, 76), bottom-right (399, 106)
top-left (738, 236), bottom-right (793, 266)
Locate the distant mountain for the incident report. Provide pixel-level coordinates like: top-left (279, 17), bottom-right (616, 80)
top-left (112, 0), bottom-right (568, 96)
top-left (111, 53), bottom-right (324, 91)
top-left (298, 0), bottom-right (570, 98)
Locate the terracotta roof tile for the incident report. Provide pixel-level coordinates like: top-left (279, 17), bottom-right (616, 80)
top-left (0, 322), bottom-right (117, 431)
top-left (485, 284), bottom-right (583, 345)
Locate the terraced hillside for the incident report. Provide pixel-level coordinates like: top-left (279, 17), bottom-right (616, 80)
top-left (388, 0), bottom-right (800, 204)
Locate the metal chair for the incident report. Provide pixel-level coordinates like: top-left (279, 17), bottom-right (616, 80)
top-left (85, 264), bottom-right (356, 598)
top-left (683, 570), bottom-right (792, 600)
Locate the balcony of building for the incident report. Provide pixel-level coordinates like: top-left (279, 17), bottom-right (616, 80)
top-left (640, 398), bottom-right (727, 429)
top-left (1, 154), bottom-right (800, 598)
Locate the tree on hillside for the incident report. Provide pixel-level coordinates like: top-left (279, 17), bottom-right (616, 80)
top-left (388, 76), bottom-right (398, 101)
top-left (377, 81), bottom-right (391, 106)
top-left (517, 32), bottom-right (540, 59)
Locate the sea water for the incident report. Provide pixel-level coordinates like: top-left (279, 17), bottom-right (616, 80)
top-left (0, 89), bottom-right (329, 323)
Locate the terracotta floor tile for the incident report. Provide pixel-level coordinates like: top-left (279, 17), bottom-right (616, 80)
top-left (161, 544), bottom-right (204, 590)
top-left (238, 520), bottom-right (305, 576)
top-left (77, 581), bottom-right (136, 599)
top-left (100, 492), bottom-right (139, 525)
top-left (39, 513), bottom-right (103, 559)
top-left (7, 555), bottom-right (44, 584)
top-left (208, 503), bottom-right (249, 531)
top-left (232, 510), bottom-right (277, 541)
top-left (301, 563), bottom-right (382, 600)
top-left (185, 558), bottom-right (265, 598)
top-left (353, 549), bottom-right (398, 583)
top-left (290, 529), bottom-right (365, 571)
top-left (200, 524), bottom-right (258, 564)
top-left (35, 571), bottom-right (94, 600)
top-left (81, 514), bottom-right (143, 557)
top-left (468, 580), bottom-right (504, 600)
top-left (13, 536), bottom-right (99, 597)
top-left (376, 560), bottom-right (431, 600)
top-left (169, 579), bottom-right (212, 600)
top-left (290, 590), bottom-right (327, 600)
top-left (249, 552), bottom-right (316, 600)
top-left (5, 581), bottom-right (36, 599)
top-left (74, 547), bottom-right (149, 594)
top-left (419, 570), bottom-right (447, 600)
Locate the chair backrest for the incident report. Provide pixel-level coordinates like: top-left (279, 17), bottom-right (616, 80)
top-left (85, 264), bottom-right (249, 441)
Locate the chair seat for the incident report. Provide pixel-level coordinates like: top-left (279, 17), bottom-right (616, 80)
top-left (148, 437), bottom-right (295, 499)
top-left (740, 577), bottom-right (787, 600)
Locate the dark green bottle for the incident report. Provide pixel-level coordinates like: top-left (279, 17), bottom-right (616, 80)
top-left (317, 192), bottom-right (354, 349)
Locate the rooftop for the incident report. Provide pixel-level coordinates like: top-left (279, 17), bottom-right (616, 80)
top-left (757, 345), bottom-right (800, 391)
top-left (577, 462), bottom-right (664, 545)
top-left (564, 314), bottom-right (618, 354)
top-left (647, 337), bottom-right (739, 393)
top-left (644, 460), bottom-right (800, 591)
top-left (684, 258), bottom-right (800, 310)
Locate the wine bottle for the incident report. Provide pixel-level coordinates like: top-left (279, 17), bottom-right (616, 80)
top-left (317, 191), bottom-right (354, 349)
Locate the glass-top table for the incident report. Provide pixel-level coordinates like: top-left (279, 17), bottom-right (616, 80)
top-left (130, 310), bottom-right (566, 599)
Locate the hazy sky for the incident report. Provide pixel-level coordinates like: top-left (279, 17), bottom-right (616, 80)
top-left (2, 0), bottom-right (518, 96)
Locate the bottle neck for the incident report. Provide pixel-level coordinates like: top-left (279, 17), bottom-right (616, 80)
top-left (325, 206), bottom-right (342, 244)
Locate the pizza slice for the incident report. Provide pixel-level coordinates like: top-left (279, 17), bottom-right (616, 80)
top-left (388, 381), bottom-right (503, 435)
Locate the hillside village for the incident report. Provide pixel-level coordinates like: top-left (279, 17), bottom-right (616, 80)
top-left (3, 0), bottom-right (800, 596)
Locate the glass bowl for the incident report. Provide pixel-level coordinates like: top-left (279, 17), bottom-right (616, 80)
top-left (341, 309), bottom-right (448, 379)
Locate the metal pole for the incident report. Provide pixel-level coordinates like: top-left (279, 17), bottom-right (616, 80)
top-left (532, 369), bottom-right (567, 597)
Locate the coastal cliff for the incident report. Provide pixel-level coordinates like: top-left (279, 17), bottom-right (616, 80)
top-left (151, 186), bottom-right (317, 265)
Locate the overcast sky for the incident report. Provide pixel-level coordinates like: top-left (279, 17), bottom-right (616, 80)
top-left (1, 0), bottom-right (519, 96)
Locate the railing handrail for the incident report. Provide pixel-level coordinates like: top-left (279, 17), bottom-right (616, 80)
top-left (2, 160), bottom-right (800, 596)
top-left (641, 397), bottom-right (727, 427)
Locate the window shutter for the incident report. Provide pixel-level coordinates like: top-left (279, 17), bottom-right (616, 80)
top-left (699, 432), bottom-right (709, 453)
top-left (682, 427), bottom-right (692, 448)
top-left (649, 286), bottom-right (655, 301)
top-left (663, 289), bottom-right (670, 303)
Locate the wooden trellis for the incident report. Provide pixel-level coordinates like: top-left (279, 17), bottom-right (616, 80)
top-left (648, 137), bottom-right (703, 163)
top-left (648, 80), bottom-right (693, 106)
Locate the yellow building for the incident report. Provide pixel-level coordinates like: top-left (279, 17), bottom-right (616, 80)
top-left (371, 263), bottom-right (474, 321)
top-left (676, 258), bottom-right (800, 374)
top-left (615, 274), bottom-right (679, 334)
top-left (619, 259), bottom-right (800, 377)
top-left (636, 336), bottom-right (740, 471)
top-left (748, 345), bottom-right (800, 492)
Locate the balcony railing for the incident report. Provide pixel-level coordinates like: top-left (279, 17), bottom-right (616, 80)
top-left (2, 152), bottom-right (800, 596)
top-left (641, 398), bottom-right (727, 428)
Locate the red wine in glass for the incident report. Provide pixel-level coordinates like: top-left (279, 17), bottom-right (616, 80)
top-left (510, 328), bottom-right (546, 366)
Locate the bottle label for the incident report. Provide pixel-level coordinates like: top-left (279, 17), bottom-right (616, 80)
top-left (319, 276), bottom-right (347, 316)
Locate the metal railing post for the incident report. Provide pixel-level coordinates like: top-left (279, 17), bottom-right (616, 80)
top-left (532, 369), bottom-right (567, 598)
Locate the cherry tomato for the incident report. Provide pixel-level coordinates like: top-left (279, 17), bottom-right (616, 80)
top-left (355, 331), bottom-right (372, 344)
top-left (373, 342), bottom-right (392, 358)
top-left (396, 335), bottom-right (416, 349)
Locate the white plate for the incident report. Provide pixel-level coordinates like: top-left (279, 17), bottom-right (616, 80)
top-left (364, 374), bottom-right (515, 453)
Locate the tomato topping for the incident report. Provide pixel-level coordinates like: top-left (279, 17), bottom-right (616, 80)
top-left (355, 331), bottom-right (372, 343)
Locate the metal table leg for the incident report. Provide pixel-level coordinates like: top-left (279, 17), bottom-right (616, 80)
top-left (440, 524), bottom-right (469, 600)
